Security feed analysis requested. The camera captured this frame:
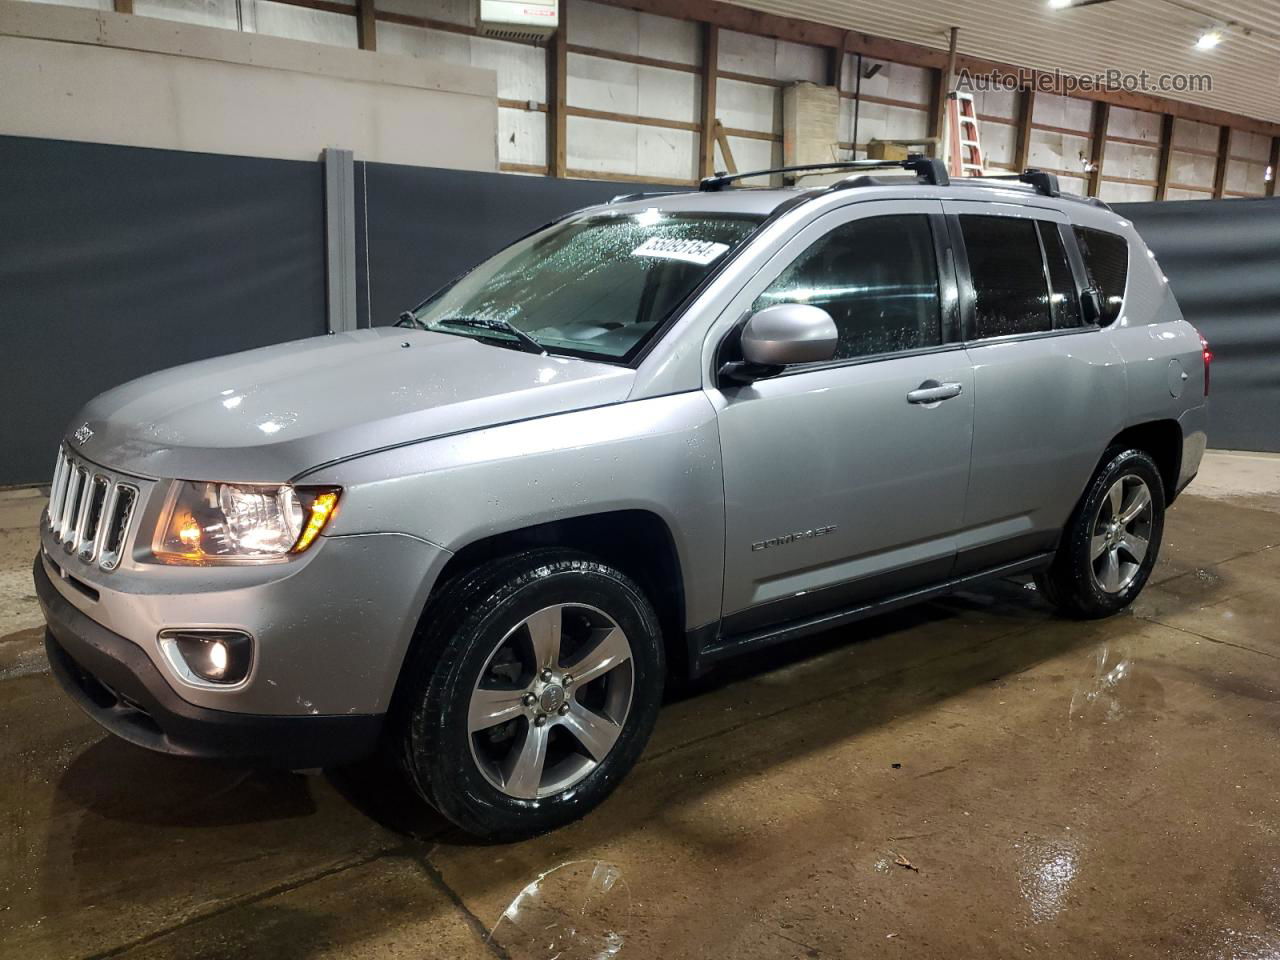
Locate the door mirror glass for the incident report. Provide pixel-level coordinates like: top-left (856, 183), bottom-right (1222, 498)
top-left (740, 303), bottom-right (839, 368)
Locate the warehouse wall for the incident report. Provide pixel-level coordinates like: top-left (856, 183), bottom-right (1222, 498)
top-left (0, 136), bottom-right (658, 485)
top-left (2, 131), bottom-right (1277, 485)
top-left (1116, 197), bottom-right (1280, 452)
top-left (0, 0), bottom-right (498, 169)
top-left (7, 0), bottom-right (1275, 196)
top-left (0, 136), bottom-right (328, 486)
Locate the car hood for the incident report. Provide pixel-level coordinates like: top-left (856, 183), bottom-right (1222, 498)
top-left (71, 328), bottom-right (636, 482)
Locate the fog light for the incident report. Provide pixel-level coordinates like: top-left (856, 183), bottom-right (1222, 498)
top-left (159, 629), bottom-right (252, 686)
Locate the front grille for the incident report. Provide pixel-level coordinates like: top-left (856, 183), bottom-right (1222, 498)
top-left (47, 446), bottom-right (141, 571)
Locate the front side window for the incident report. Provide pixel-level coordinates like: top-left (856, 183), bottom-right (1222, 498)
top-left (1074, 226), bottom-right (1129, 325)
top-left (410, 211), bottom-right (762, 361)
top-left (754, 214), bottom-right (942, 362)
top-left (960, 215), bottom-right (1052, 339)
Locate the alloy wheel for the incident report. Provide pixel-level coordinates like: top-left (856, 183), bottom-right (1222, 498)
top-left (1090, 474), bottom-right (1154, 594)
top-left (467, 603), bottom-right (634, 799)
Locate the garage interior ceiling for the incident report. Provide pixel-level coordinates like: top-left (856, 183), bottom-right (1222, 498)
top-left (725, 0), bottom-right (1280, 125)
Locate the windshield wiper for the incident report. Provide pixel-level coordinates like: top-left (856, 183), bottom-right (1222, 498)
top-left (431, 316), bottom-right (546, 355)
top-left (395, 310), bottom-right (428, 330)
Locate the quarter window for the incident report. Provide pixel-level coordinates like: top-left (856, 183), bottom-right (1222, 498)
top-left (960, 215), bottom-right (1051, 339)
top-left (1039, 221), bottom-right (1083, 329)
top-left (754, 214), bottom-right (942, 362)
top-left (1073, 226), bottom-right (1129, 325)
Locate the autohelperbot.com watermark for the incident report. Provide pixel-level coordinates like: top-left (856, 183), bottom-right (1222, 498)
top-left (957, 66), bottom-right (1212, 96)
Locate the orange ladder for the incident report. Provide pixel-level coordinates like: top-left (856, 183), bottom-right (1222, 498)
top-left (946, 91), bottom-right (985, 178)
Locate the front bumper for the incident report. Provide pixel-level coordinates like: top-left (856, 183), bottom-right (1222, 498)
top-left (36, 556), bottom-right (382, 768)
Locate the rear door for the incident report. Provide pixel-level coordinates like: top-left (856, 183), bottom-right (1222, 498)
top-left (942, 200), bottom-right (1127, 575)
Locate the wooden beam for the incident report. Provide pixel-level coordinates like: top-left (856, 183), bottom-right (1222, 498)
top-left (714, 121), bottom-right (738, 174)
top-left (1212, 125), bottom-right (1231, 199)
top-left (699, 23), bottom-right (719, 178)
top-left (547, 14), bottom-right (568, 178)
top-left (1268, 137), bottom-right (1280, 198)
top-left (719, 126), bottom-right (781, 143)
top-left (500, 161), bottom-right (550, 175)
top-left (587, 0), bottom-right (1280, 139)
top-left (356, 0), bottom-right (376, 51)
top-left (1154, 113), bottom-right (1175, 201)
top-left (113, 0), bottom-right (133, 12)
top-left (1013, 88), bottom-right (1035, 172)
top-left (567, 106), bottom-right (700, 133)
top-left (928, 68), bottom-right (947, 157)
top-left (929, 28), bottom-right (958, 159)
top-left (1086, 101), bottom-right (1109, 197)
top-left (566, 44), bottom-right (699, 75)
top-left (565, 168), bottom-right (697, 186)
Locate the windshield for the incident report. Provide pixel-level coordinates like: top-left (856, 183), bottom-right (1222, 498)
top-left (409, 211), bottom-right (763, 362)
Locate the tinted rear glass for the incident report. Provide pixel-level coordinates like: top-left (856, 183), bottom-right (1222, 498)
top-left (1039, 221), bottom-right (1083, 329)
top-left (960, 215), bottom-right (1052, 339)
top-left (1073, 226), bottom-right (1129, 325)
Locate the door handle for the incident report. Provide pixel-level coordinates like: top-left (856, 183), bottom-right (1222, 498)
top-left (906, 380), bottom-right (963, 404)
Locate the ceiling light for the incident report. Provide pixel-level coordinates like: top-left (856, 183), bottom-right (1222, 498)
top-left (1194, 29), bottom-right (1222, 49)
top-left (1047, 0), bottom-right (1074, 8)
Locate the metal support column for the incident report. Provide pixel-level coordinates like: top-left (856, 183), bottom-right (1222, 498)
top-left (323, 147), bottom-right (358, 334)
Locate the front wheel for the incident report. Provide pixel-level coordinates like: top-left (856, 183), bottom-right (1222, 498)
top-left (1036, 447), bottom-right (1166, 619)
top-left (396, 549), bottom-right (665, 840)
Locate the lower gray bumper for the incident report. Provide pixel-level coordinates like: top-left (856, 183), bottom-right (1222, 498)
top-left (37, 557), bottom-right (382, 768)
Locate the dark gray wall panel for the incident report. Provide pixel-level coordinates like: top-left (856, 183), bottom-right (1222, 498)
top-left (361, 163), bottom-right (662, 325)
top-left (1115, 197), bottom-right (1280, 453)
top-left (0, 136), bottom-right (326, 485)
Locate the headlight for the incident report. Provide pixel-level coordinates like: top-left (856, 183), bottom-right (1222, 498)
top-left (153, 482), bottom-right (340, 564)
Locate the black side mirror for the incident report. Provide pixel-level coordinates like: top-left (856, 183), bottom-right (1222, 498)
top-left (1081, 287), bottom-right (1104, 325)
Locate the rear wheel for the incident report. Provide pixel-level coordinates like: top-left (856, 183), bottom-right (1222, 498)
top-left (396, 549), bottom-right (664, 840)
top-left (1036, 447), bottom-right (1165, 619)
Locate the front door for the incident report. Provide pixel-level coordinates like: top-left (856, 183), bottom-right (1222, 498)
top-left (708, 200), bottom-right (975, 635)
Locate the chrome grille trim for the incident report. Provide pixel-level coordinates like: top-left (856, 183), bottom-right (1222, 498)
top-left (46, 446), bottom-right (142, 571)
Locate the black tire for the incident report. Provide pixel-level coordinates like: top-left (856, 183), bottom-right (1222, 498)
top-left (1036, 446), bottom-right (1166, 619)
top-left (395, 548), bottom-right (664, 841)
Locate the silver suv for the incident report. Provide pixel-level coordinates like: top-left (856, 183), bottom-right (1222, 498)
top-left (36, 158), bottom-right (1209, 839)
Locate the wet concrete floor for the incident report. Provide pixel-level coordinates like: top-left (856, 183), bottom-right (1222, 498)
top-left (2, 452), bottom-right (1278, 959)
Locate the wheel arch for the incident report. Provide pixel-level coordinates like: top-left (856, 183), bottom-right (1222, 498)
top-left (1108, 419), bottom-right (1183, 503)
top-left (410, 510), bottom-right (692, 682)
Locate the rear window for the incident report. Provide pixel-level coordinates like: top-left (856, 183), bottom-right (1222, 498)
top-left (960, 215), bottom-right (1052, 339)
top-left (1073, 227), bottom-right (1129, 325)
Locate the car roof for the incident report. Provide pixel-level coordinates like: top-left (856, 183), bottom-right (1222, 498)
top-left (587, 177), bottom-right (1129, 232)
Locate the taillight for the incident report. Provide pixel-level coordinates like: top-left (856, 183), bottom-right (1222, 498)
top-left (1199, 332), bottom-right (1212, 397)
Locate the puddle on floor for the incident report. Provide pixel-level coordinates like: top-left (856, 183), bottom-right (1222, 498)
top-left (1015, 836), bottom-right (1080, 924)
top-left (490, 859), bottom-right (630, 960)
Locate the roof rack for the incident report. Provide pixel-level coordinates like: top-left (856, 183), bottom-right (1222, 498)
top-left (971, 168), bottom-right (1061, 198)
top-left (699, 154), bottom-right (949, 191)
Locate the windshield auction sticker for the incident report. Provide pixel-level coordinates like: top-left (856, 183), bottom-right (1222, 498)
top-left (632, 236), bottom-right (730, 265)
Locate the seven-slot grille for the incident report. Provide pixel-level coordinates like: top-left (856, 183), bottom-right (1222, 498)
top-left (47, 446), bottom-right (140, 571)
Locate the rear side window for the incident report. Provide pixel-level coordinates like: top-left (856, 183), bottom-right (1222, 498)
top-left (1073, 226), bottom-right (1129, 325)
top-left (754, 213), bottom-right (942, 362)
top-left (1039, 222), bottom-right (1083, 329)
top-left (959, 215), bottom-right (1051, 339)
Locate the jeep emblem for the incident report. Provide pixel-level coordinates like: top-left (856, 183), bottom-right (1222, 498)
top-left (72, 423), bottom-right (94, 445)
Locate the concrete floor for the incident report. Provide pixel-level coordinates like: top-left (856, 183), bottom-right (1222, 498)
top-left (2, 451), bottom-right (1278, 960)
